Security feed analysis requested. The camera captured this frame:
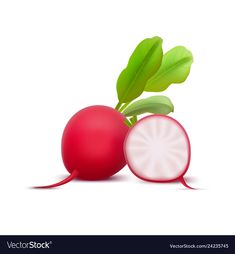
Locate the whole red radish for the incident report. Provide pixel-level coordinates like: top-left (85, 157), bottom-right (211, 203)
top-left (124, 115), bottom-right (193, 189)
top-left (36, 105), bottom-right (129, 188)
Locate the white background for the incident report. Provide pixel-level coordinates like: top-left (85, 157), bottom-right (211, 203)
top-left (0, 0), bottom-right (235, 235)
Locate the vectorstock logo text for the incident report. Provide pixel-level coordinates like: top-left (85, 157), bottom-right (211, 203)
top-left (7, 241), bottom-right (52, 249)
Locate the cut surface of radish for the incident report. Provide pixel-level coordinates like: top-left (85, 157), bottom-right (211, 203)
top-left (124, 115), bottom-right (192, 187)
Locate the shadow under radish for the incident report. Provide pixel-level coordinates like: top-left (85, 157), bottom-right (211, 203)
top-left (71, 174), bottom-right (130, 182)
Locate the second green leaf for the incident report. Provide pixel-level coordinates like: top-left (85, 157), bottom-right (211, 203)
top-left (122, 95), bottom-right (174, 117)
top-left (145, 46), bottom-right (193, 92)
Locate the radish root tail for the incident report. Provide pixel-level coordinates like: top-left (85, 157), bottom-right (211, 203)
top-left (34, 170), bottom-right (78, 189)
top-left (179, 177), bottom-right (195, 190)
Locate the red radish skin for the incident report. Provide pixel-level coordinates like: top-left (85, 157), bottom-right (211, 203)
top-left (124, 114), bottom-right (194, 189)
top-left (35, 105), bottom-right (129, 188)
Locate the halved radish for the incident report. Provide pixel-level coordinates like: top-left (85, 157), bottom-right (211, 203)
top-left (124, 114), bottom-right (193, 189)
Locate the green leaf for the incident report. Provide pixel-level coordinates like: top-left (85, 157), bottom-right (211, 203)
top-left (122, 95), bottom-right (174, 117)
top-left (116, 36), bottom-right (163, 103)
top-left (145, 46), bottom-right (193, 92)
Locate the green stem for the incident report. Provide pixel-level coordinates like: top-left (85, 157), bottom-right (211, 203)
top-left (119, 102), bottom-right (131, 113)
top-left (115, 102), bottom-right (122, 111)
top-left (130, 116), bottom-right (137, 124)
top-left (124, 118), bottom-right (132, 127)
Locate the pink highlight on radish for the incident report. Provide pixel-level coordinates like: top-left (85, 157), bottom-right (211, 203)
top-left (124, 114), bottom-right (194, 189)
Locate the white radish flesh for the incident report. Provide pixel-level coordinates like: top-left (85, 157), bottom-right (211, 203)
top-left (124, 115), bottom-right (193, 189)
